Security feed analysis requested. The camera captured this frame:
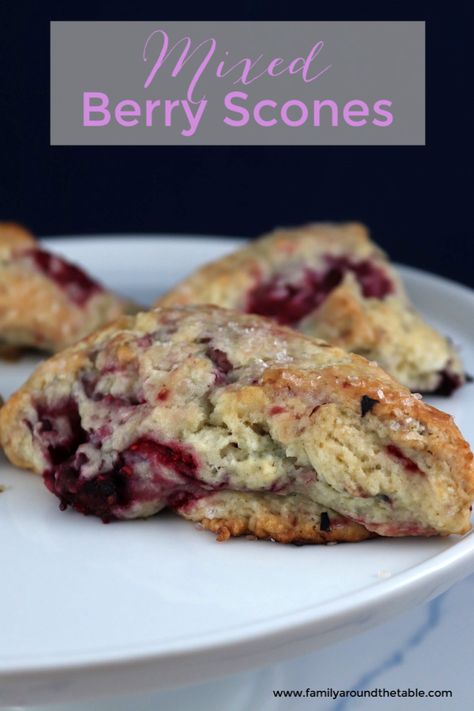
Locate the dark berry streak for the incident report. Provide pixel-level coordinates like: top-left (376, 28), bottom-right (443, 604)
top-left (246, 256), bottom-right (393, 326)
top-left (24, 249), bottom-right (101, 306)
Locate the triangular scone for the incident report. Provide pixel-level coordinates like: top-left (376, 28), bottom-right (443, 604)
top-left (156, 223), bottom-right (465, 394)
top-left (1, 306), bottom-right (472, 543)
top-left (0, 222), bottom-right (131, 354)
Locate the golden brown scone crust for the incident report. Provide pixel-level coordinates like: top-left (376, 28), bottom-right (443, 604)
top-left (180, 491), bottom-right (375, 543)
top-left (156, 223), bottom-right (464, 393)
top-left (0, 222), bottom-right (128, 353)
top-left (0, 306), bottom-right (472, 541)
top-left (0, 222), bottom-right (36, 255)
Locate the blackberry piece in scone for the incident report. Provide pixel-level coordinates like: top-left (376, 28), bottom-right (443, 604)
top-left (155, 223), bottom-right (465, 395)
top-left (0, 222), bottom-right (131, 353)
top-left (0, 306), bottom-right (472, 543)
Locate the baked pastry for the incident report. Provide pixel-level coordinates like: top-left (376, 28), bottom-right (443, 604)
top-left (0, 222), bottom-right (130, 353)
top-left (156, 223), bottom-right (465, 395)
top-left (1, 305), bottom-right (472, 543)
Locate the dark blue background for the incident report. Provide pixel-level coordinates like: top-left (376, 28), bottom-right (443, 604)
top-left (0, 2), bottom-right (471, 287)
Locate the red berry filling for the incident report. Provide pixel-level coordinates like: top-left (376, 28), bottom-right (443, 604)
top-left (246, 257), bottom-right (394, 326)
top-left (23, 249), bottom-right (102, 306)
top-left (432, 370), bottom-right (463, 396)
top-left (123, 438), bottom-right (206, 508)
top-left (386, 444), bottom-right (423, 475)
top-left (45, 463), bottom-right (130, 521)
top-left (80, 371), bottom-right (144, 406)
top-left (246, 267), bottom-right (341, 325)
top-left (38, 402), bottom-right (206, 520)
top-left (32, 399), bottom-right (125, 520)
top-left (34, 399), bottom-right (88, 466)
top-left (329, 257), bottom-right (393, 299)
top-left (125, 438), bottom-right (198, 479)
top-left (206, 347), bottom-right (233, 384)
top-left (270, 405), bottom-right (286, 415)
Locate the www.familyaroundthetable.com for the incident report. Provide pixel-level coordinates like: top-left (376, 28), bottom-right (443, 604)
top-left (272, 687), bottom-right (453, 700)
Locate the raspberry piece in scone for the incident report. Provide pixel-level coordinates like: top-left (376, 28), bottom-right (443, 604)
top-left (1, 306), bottom-right (472, 543)
top-left (156, 223), bottom-right (465, 394)
top-left (0, 222), bottom-right (132, 353)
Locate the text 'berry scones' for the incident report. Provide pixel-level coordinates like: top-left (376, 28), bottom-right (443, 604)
top-left (0, 222), bottom-right (131, 353)
top-left (1, 306), bottom-right (472, 544)
top-left (156, 223), bottom-right (465, 395)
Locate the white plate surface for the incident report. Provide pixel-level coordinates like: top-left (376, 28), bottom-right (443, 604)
top-left (0, 236), bottom-right (473, 706)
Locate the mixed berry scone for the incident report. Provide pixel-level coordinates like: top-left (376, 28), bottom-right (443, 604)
top-left (0, 306), bottom-right (472, 544)
top-left (0, 222), bottom-right (130, 353)
top-left (156, 223), bottom-right (465, 395)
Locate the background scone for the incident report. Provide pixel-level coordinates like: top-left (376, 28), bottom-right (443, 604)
top-left (0, 222), bottom-right (131, 353)
top-left (1, 306), bottom-right (472, 543)
top-left (156, 223), bottom-right (465, 394)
